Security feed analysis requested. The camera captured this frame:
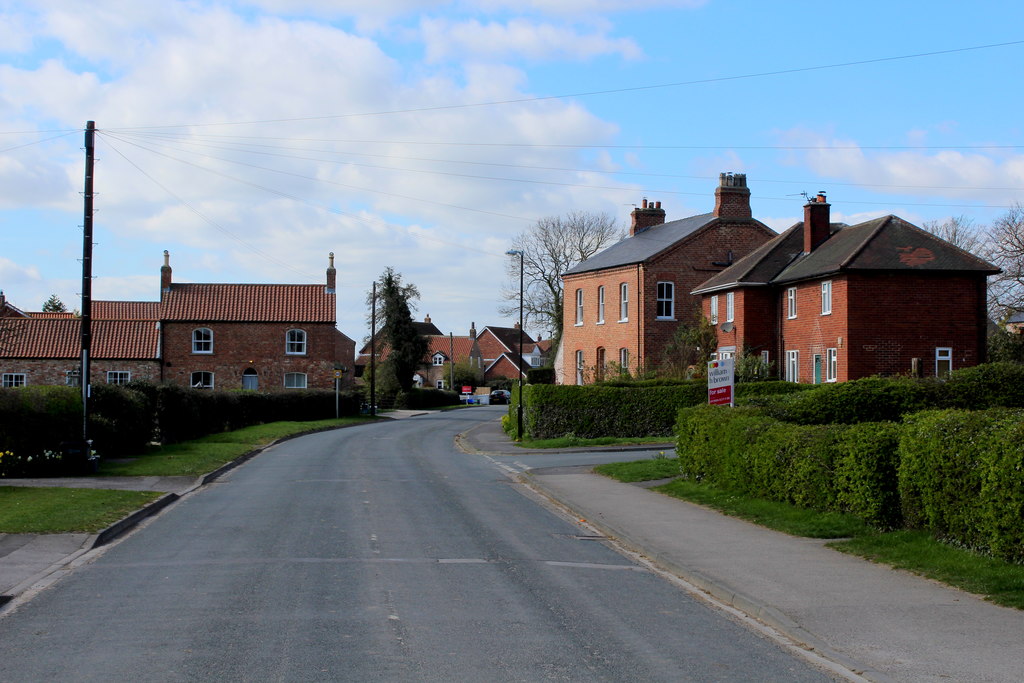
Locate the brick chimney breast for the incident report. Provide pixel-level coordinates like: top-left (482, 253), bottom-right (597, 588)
top-left (630, 197), bottom-right (666, 236)
top-left (803, 192), bottom-right (831, 253)
top-left (326, 252), bottom-right (336, 293)
top-left (714, 172), bottom-right (752, 219)
top-left (160, 250), bottom-right (172, 294)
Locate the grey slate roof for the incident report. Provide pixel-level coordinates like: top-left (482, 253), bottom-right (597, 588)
top-left (693, 215), bottom-right (998, 294)
top-left (563, 213), bottom-right (715, 275)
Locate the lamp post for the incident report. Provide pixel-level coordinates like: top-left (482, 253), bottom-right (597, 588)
top-left (506, 249), bottom-right (525, 440)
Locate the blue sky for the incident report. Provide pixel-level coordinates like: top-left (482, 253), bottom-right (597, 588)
top-left (1, 0), bottom-right (1022, 341)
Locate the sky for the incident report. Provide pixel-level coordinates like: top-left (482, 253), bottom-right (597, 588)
top-left (1, 0), bottom-right (1022, 343)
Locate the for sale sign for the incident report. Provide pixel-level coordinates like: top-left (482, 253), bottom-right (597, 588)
top-left (707, 358), bottom-right (735, 406)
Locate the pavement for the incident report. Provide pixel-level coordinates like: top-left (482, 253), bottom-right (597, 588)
top-left (3, 410), bottom-right (1023, 682)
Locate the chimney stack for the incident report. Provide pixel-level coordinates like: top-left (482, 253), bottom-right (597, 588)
top-left (424, 314), bottom-right (432, 324)
top-left (714, 172), bottom-right (752, 219)
top-left (160, 250), bottom-right (172, 294)
top-left (803, 192), bottom-right (831, 253)
top-left (630, 198), bottom-right (666, 236)
top-left (326, 252), bottom-right (336, 293)
top-left (470, 321), bottom-right (477, 337)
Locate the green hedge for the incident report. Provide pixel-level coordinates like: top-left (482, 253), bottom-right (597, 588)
top-left (675, 404), bottom-right (1024, 562)
top-left (898, 409), bottom-right (1024, 562)
top-left (396, 388), bottom-right (460, 409)
top-left (524, 381), bottom-right (806, 439)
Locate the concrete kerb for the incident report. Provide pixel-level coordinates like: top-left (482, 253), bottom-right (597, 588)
top-left (520, 470), bottom-right (882, 682)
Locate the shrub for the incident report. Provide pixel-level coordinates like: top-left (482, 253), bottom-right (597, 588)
top-left (834, 422), bottom-right (902, 529)
top-left (943, 362), bottom-right (1024, 410)
top-left (88, 384), bottom-right (155, 457)
top-left (395, 388), bottom-right (459, 409)
top-left (525, 367), bottom-right (555, 385)
top-left (0, 386), bottom-right (80, 457)
top-left (769, 376), bottom-right (940, 424)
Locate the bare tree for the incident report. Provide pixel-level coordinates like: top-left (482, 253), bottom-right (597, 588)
top-left (921, 214), bottom-right (988, 256)
top-left (500, 211), bottom-right (622, 346)
top-left (986, 203), bottom-right (1024, 320)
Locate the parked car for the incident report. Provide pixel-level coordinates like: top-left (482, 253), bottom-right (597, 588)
top-left (489, 390), bottom-right (511, 404)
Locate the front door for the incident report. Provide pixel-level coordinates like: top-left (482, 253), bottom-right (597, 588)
top-left (812, 354), bottom-right (822, 384)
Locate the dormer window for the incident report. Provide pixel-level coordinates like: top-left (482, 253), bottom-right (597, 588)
top-left (432, 353), bottom-right (446, 366)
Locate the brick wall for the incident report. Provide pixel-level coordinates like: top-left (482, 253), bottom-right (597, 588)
top-left (0, 359), bottom-right (161, 386)
top-left (162, 321), bottom-right (344, 391)
top-left (779, 276), bottom-right (850, 382)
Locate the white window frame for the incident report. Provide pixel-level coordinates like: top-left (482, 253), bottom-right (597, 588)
top-left (192, 327), bottom-right (213, 354)
top-left (826, 348), bottom-right (838, 382)
top-left (619, 283), bottom-right (629, 321)
top-left (619, 347), bottom-right (629, 369)
top-left (284, 372), bottom-right (308, 389)
top-left (709, 295), bottom-right (719, 324)
top-left (719, 346), bottom-right (735, 360)
top-left (726, 292), bottom-right (735, 323)
top-left (435, 380), bottom-right (445, 389)
top-left (787, 288), bottom-right (797, 319)
top-left (65, 369), bottom-right (81, 387)
top-left (656, 281), bottom-right (675, 320)
top-left (761, 350), bottom-right (770, 366)
top-left (597, 285), bottom-right (605, 323)
top-left (190, 371), bottom-right (214, 389)
top-left (575, 350), bottom-right (584, 385)
top-left (785, 350), bottom-right (800, 383)
top-left (2, 373), bottom-right (26, 388)
top-left (575, 289), bottom-right (584, 326)
top-left (106, 371), bottom-right (131, 385)
top-left (821, 281), bottom-right (832, 316)
top-left (432, 353), bottom-right (446, 366)
top-left (286, 329), bottom-right (307, 355)
top-left (936, 347), bottom-right (953, 378)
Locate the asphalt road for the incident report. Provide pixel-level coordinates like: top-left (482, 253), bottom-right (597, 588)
top-left (0, 408), bottom-right (834, 681)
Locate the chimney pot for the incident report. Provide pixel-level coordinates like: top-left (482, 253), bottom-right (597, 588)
top-left (714, 172), bottom-right (752, 219)
top-left (160, 250), bottom-right (173, 294)
top-left (630, 197), bottom-right (666, 236)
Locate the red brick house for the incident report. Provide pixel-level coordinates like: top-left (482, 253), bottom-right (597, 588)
top-left (692, 194), bottom-right (1000, 382)
top-left (0, 253), bottom-right (357, 391)
top-left (559, 173), bottom-right (776, 384)
top-left (475, 324), bottom-right (540, 381)
top-left (356, 318), bottom-right (483, 389)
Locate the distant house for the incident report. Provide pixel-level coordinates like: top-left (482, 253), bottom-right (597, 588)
top-left (0, 252), bottom-right (357, 391)
top-left (475, 324), bottom-right (542, 381)
top-left (559, 173), bottom-right (776, 384)
top-left (356, 317), bottom-right (483, 389)
top-left (692, 193), bottom-right (1000, 382)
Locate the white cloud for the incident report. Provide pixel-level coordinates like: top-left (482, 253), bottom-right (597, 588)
top-left (421, 18), bottom-right (643, 63)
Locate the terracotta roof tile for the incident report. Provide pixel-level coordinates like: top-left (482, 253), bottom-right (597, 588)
top-left (162, 283), bottom-right (334, 322)
top-left (27, 312), bottom-right (75, 319)
top-left (93, 301), bottom-right (160, 320)
top-left (0, 319), bottom-right (159, 359)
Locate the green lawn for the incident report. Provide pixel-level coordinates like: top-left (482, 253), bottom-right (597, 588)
top-left (518, 435), bottom-right (672, 449)
top-left (0, 487), bottom-right (162, 533)
top-left (99, 417), bottom-right (380, 476)
top-left (595, 456), bottom-right (1024, 610)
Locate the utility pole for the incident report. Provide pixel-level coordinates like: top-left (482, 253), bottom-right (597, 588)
top-left (449, 332), bottom-right (454, 391)
top-left (80, 121), bottom-right (95, 448)
top-left (370, 280), bottom-right (377, 417)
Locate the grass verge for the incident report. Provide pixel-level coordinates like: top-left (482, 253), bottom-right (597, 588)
top-left (518, 435), bottom-right (672, 449)
top-left (0, 487), bottom-right (162, 533)
top-left (595, 456), bottom-right (1024, 609)
top-left (99, 417), bottom-right (381, 476)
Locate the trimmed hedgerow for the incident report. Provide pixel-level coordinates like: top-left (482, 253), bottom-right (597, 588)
top-left (767, 376), bottom-right (942, 425)
top-left (898, 408), bottom-right (1024, 562)
top-left (675, 404), bottom-right (847, 512)
top-left (88, 383), bottom-right (155, 457)
top-left (526, 367), bottom-right (555, 385)
top-left (0, 386), bottom-right (80, 459)
top-left (833, 422), bottom-right (903, 529)
top-left (942, 362), bottom-right (1024, 410)
top-left (395, 388), bottom-right (459, 409)
top-left (525, 381), bottom-right (808, 440)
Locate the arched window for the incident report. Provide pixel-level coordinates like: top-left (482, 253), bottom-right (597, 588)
top-left (192, 328), bottom-right (213, 354)
top-left (242, 367), bottom-right (258, 390)
top-left (284, 372), bottom-right (307, 389)
top-left (286, 329), bottom-right (307, 355)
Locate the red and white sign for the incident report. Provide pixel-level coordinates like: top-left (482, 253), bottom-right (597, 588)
top-left (707, 358), bottom-right (735, 406)
top-left (462, 386), bottom-right (473, 394)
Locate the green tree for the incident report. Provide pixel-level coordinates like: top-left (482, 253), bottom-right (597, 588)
top-left (42, 294), bottom-right (67, 313)
top-left (368, 268), bottom-right (427, 394)
top-left (451, 360), bottom-right (483, 390)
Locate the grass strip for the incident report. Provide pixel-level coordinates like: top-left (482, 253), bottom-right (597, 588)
top-left (518, 435), bottom-right (672, 449)
top-left (595, 456), bottom-right (1024, 609)
top-left (99, 417), bottom-right (380, 477)
top-left (0, 487), bottom-right (162, 533)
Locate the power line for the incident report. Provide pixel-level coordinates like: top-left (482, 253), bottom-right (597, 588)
top-left (102, 39), bottom-right (1024, 131)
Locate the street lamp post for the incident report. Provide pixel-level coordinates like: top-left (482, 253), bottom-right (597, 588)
top-left (506, 249), bottom-right (525, 440)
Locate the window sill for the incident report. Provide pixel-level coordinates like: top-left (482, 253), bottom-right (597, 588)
top-left (617, 318), bottom-right (629, 323)
top-left (192, 351), bottom-right (214, 355)
top-left (596, 320), bottom-right (605, 325)
top-left (574, 323), bottom-right (584, 327)
top-left (655, 317), bottom-right (676, 321)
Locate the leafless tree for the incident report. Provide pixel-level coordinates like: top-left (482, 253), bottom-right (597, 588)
top-left (986, 203), bottom-right (1024, 321)
top-left (500, 211), bottom-right (622, 347)
top-left (921, 214), bottom-right (988, 256)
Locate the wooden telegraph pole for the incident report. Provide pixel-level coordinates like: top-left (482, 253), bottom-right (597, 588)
top-left (80, 121), bottom-right (95, 448)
